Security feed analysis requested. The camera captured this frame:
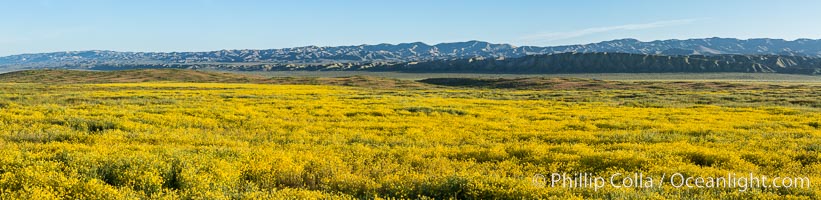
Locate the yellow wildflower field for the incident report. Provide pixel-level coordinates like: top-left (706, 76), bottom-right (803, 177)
top-left (0, 82), bottom-right (819, 199)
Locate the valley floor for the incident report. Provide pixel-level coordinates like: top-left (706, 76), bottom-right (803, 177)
top-left (233, 71), bottom-right (821, 82)
top-left (0, 79), bottom-right (819, 199)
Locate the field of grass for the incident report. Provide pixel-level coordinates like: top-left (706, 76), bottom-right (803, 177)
top-left (234, 71), bottom-right (821, 82)
top-left (0, 70), bottom-right (819, 199)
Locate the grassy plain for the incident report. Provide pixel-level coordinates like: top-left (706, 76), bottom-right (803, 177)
top-left (235, 70), bottom-right (821, 82)
top-left (0, 70), bottom-right (819, 199)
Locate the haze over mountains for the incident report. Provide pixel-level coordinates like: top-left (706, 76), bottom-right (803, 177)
top-left (2, 38), bottom-right (821, 75)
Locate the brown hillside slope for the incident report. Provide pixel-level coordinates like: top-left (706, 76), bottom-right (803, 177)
top-left (0, 69), bottom-right (429, 89)
top-left (0, 69), bottom-right (268, 83)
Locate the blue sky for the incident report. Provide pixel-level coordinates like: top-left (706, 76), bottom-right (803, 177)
top-left (2, 0), bottom-right (820, 56)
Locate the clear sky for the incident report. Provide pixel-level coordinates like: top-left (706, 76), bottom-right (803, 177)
top-left (2, 0), bottom-right (821, 56)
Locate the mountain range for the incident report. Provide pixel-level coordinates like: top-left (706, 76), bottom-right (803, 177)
top-left (366, 53), bottom-right (821, 75)
top-left (1, 38), bottom-right (821, 74)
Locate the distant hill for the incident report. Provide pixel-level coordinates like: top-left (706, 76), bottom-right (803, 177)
top-left (2, 38), bottom-right (821, 71)
top-left (0, 69), bottom-right (271, 83)
top-left (5, 52), bottom-right (818, 75)
top-left (0, 69), bottom-right (427, 88)
top-left (365, 53), bottom-right (821, 75)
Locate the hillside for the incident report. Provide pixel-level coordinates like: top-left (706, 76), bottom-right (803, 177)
top-left (2, 38), bottom-right (821, 70)
top-left (0, 69), bottom-right (428, 89)
top-left (367, 53), bottom-right (821, 75)
top-left (0, 69), bottom-right (273, 84)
